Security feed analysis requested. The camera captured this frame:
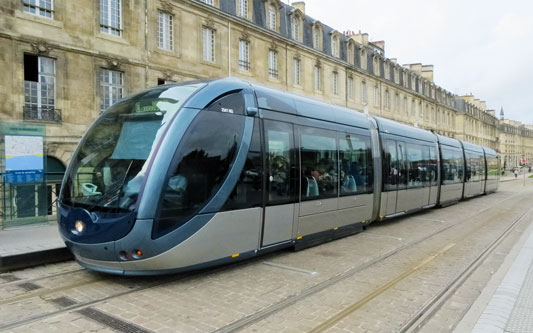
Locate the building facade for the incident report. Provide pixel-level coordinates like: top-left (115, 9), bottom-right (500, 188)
top-left (0, 0), bottom-right (530, 228)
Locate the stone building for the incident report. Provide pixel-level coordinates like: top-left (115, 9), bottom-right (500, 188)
top-left (0, 0), bottom-right (530, 227)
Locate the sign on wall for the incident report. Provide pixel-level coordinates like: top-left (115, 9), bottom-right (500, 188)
top-left (4, 135), bottom-right (44, 184)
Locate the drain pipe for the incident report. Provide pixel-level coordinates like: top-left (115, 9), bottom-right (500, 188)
top-left (228, 21), bottom-right (231, 77)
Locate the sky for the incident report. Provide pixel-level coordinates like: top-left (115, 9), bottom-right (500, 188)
top-left (290, 0), bottom-right (533, 125)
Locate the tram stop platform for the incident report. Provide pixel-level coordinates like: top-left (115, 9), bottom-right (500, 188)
top-left (455, 203), bottom-right (533, 333)
top-left (0, 223), bottom-right (70, 273)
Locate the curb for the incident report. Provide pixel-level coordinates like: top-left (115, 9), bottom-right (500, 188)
top-left (0, 247), bottom-right (73, 273)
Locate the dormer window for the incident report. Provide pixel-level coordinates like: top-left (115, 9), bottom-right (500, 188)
top-left (360, 49), bottom-right (367, 70)
top-left (236, 0), bottom-right (252, 19)
top-left (331, 33), bottom-right (340, 57)
top-left (238, 0), bottom-right (248, 18)
top-left (292, 15), bottom-right (301, 41)
top-left (268, 4), bottom-right (276, 29)
top-left (313, 22), bottom-right (322, 50)
top-left (346, 40), bottom-right (355, 65)
top-left (265, 0), bottom-right (280, 32)
top-left (373, 56), bottom-right (380, 76)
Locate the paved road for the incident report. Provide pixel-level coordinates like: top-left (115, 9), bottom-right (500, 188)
top-left (1, 179), bottom-right (532, 333)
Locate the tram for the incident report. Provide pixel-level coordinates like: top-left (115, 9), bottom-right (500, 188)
top-left (58, 78), bottom-right (500, 275)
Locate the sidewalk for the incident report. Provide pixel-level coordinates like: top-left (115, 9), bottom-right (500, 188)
top-left (455, 208), bottom-right (533, 333)
top-left (500, 171), bottom-right (532, 182)
top-left (0, 223), bottom-right (71, 272)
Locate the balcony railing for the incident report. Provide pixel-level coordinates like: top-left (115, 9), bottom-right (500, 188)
top-left (23, 106), bottom-right (62, 123)
top-left (269, 68), bottom-right (279, 79)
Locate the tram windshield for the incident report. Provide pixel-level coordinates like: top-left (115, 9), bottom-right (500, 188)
top-left (60, 83), bottom-right (205, 212)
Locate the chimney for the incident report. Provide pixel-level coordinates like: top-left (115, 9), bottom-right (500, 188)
top-left (350, 31), bottom-right (369, 46)
top-left (421, 65), bottom-right (434, 82)
top-left (292, 1), bottom-right (305, 15)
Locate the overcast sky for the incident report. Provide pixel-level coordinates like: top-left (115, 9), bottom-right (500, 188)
top-left (291, 0), bottom-right (533, 125)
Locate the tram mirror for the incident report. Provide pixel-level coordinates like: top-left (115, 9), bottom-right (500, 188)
top-left (246, 106), bottom-right (258, 116)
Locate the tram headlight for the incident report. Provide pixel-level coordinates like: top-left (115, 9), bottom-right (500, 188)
top-left (72, 220), bottom-right (86, 235)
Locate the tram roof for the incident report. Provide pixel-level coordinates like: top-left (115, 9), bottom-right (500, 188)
top-left (436, 134), bottom-right (462, 149)
top-left (250, 81), bottom-right (372, 129)
top-left (461, 141), bottom-right (485, 153)
top-left (483, 146), bottom-right (498, 156)
top-left (372, 116), bottom-right (437, 143)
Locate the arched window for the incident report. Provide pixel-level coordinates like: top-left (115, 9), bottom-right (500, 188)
top-left (373, 56), bottom-right (380, 76)
top-left (360, 49), bottom-right (367, 70)
top-left (265, 1), bottom-right (280, 31)
top-left (346, 40), bottom-right (355, 65)
top-left (291, 11), bottom-right (303, 42)
top-left (331, 32), bottom-right (340, 58)
top-left (313, 21), bottom-right (322, 50)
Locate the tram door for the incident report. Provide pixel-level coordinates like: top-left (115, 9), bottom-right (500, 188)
top-left (261, 120), bottom-right (297, 247)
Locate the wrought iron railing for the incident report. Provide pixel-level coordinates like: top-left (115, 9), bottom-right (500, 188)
top-left (269, 68), bottom-right (279, 79)
top-left (238, 60), bottom-right (251, 71)
top-left (23, 106), bottom-right (62, 123)
top-left (1, 172), bottom-right (64, 228)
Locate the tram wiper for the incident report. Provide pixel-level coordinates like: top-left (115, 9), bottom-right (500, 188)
top-left (86, 160), bottom-right (134, 211)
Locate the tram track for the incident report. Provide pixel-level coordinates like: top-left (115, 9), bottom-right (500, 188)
top-left (216, 189), bottom-right (527, 333)
top-left (308, 205), bottom-right (532, 333)
top-left (0, 256), bottom-right (261, 331)
top-left (399, 206), bottom-right (532, 333)
top-left (0, 267), bottom-right (85, 288)
top-left (0, 188), bottom-right (526, 332)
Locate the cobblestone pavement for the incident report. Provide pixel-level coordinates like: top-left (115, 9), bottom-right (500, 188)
top-left (1, 179), bottom-right (532, 333)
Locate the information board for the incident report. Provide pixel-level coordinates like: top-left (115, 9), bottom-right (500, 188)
top-left (4, 135), bottom-right (44, 184)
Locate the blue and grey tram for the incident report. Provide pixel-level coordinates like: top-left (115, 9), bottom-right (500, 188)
top-left (58, 78), bottom-right (500, 275)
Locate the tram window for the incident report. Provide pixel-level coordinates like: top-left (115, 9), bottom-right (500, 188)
top-left (383, 139), bottom-right (398, 191)
top-left (206, 92), bottom-right (245, 115)
top-left (397, 142), bottom-right (408, 189)
top-left (487, 156), bottom-right (499, 180)
top-left (223, 118), bottom-right (263, 210)
top-left (406, 143), bottom-right (426, 188)
top-left (300, 126), bottom-right (338, 200)
top-left (441, 148), bottom-right (463, 184)
top-left (465, 152), bottom-right (481, 182)
top-left (429, 147), bottom-right (438, 186)
top-left (153, 111), bottom-right (245, 238)
top-left (338, 133), bottom-right (373, 195)
top-left (479, 154), bottom-right (486, 179)
top-left (265, 120), bottom-right (297, 205)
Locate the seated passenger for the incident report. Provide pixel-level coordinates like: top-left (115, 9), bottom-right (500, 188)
top-left (168, 174), bottom-right (187, 195)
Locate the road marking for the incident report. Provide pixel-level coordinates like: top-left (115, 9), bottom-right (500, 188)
top-left (263, 261), bottom-right (318, 275)
top-left (412, 217), bottom-right (446, 223)
top-left (361, 232), bottom-right (403, 241)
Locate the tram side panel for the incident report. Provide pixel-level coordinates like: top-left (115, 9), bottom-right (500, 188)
top-left (438, 145), bottom-right (465, 206)
top-left (296, 124), bottom-right (374, 237)
top-left (484, 148), bottom-right (500, 194)
top-left (379, 133), bottom-right (438, 219)
top-left (462, 145), bottom-right (486, 198)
